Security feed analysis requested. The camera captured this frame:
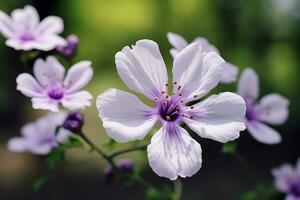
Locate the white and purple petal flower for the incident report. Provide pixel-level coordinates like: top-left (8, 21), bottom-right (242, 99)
top-left (97, 39), bottom-right (246, 180)
top-left (0, 5), bottom-right (66, 51)
top-left (17, 56), bottom-right (93, 112)
top-left (272, 160), bottom-right (300, 200)
top-left (8, 112), bottom-right (70, 155)
top-left (167, 32), bottom-right (238, 84)
top-left (237, 68), bottom-right (289, 144)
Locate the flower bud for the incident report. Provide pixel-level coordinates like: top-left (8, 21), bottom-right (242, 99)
top-left (117, 159), bottom-right (134, 174)
top-left (103, 159), bottom-right (134, 185)
top-left (63, 111), bottom-right (84, 133)
top-left (57, 34), bottom-right (79, 58)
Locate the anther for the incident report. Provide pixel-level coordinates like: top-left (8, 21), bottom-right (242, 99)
top-left (161, 91), bottom-right (165, 94)
top-left (165, 83), bottom-right (168, 87)
top-left (193, 95), bottom-right (198, 98)
top-left (179, 93), bottom-right (182, 96)
top-left (178, 86), bottom-right (182, 91)
top-left (174, 81), bottom-right (177, 85)
top-left (190, 106), bottom-right (194, 109)
top-left (166, 116), bottom-right (171, 121)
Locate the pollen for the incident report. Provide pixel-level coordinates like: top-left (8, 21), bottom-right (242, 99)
top-left (166, 116), bottom-right (171, 121)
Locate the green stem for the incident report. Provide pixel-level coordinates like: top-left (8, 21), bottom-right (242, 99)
top-left (173, 178), bottom-right (183, 200)
top-left (77, 131), bottom-right (159, 193)
top-left (109, 145), bottom-right (147, 159)
top-left (234, 151), bottom-right (259, 185)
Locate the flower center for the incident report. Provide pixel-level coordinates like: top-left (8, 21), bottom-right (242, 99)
top-left (48, 89), bottom-right (64, 100)
top-left (20, 33), bottom-right (35, 42)
top-left (159, 99), bottom-right (182, 122)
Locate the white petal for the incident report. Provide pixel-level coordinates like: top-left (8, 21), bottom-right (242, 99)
top-left (32, 97), bottom-right (59, 112)
top-left (147, 123), bottom-right (202, 180)
top-left (256, 93), bottom-right (289, 125)
top-left (33, 56), bottom-right (65, 86)
top-left (16, 73), bottom-right (44, 97)
top-left (97, 89), bottom-right (156, 143)
top-left (11, 5), bottom-right (39, 27)
top-left (37, 16), bottom-right (64, 35)
top-left (115, 39), bottom-right (168, 99)
top-left (29, 143), bottom-right (53, 155)
top-left (56, 128), bottom-right (71, 143)
top-left (7, 138), bottom-right (27, 152)
top-left (0, 10), bottom-right (15, 38)
top-left (167, 32), bottom-right (188, 52)
top-left (272, 163), bottom-right (295, 192)
top-left (172, 43), bottom-right (225, 102)
top-left (31, 35), bottom-right (66, 51)
top-left (193, 37), bottom-right (220, 54)
top-left (63, 61), bottom-right (93, 93)
top-left (220, 62), bottom-right (238, 84)
top-left (184, 92), bottom-right (246, 143)
top-left (170, 48), bottom-right (179, 58)
top-left (61, 91), bottom-right (92, 110)
top-left (247, 121), bottom-right (282, 144)
top-left (238, 68), bottom-right (259, 102)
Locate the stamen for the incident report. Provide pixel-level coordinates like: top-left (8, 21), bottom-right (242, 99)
top-left (174, 81), bottom-right (177, 85)
top-left (178, 86), bottom-right (182, 91)
top-left (190, 106), bottom-right (194, 109)
top-left (182, 114), bottom-right (193, 119)
top-left (193, 94), bottom-right (198, 98)
top-left (161, 91), bottom-right (166, 94)
top-left (179, 93), bottom-right (183, 96)
top-left (165, 83), bottom-right (168, 87)
top-left (154, 97), bottom-right (158, 101)
top-left (166, 116), bottom-right (171, 121)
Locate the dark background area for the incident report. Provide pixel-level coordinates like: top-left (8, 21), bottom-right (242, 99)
top-left (0, 0), bottom-right (299, 199)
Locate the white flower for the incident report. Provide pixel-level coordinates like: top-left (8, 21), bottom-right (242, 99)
top-left (96, 39), bottom-right (246, 180)
top-left (237, 68), bottom-right (289, 144)
top-left (8, 113), bottom-right (70, 155)
top-left (272, 159), bottom-right (300, 200)
top-left (167, 32), bottom-right (238, 84)
top-left (0, 5), bottom-right (66, 51)
top-left (16, 56), bottom-right (93, 112)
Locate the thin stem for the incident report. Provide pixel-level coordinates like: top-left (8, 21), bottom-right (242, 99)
top-left (173, 178), bottom-right (183, 200)
top-left (109, 145), bottom-right (147, 159)
top-left (77, 131), bottom-right (159, 193)
top-left (234, 151), bottom-right (259, 184)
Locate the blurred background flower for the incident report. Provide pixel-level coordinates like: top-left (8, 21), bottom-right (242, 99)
top-left (0, 0), bottom-right (299, 199)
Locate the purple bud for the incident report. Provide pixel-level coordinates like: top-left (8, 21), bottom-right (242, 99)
top-left (104, 165), bottom-right (115, 185)
top-left (117, 159), bottom-right (134, 174)
top-left (57, 34), bottom-right (79, 58)
top-left (103, 159), bottom-right (134, 185)
top-left (63, 111), bottom-right (84, 133)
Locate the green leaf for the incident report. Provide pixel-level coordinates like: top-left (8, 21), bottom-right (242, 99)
top-left (62, 136), bottom-right (84, 149)
top-left (47, 148), bottom-right (65, 169)
top-left (32, 174), bottom-right (51, 191)
top-left (103, 138), bottom-right (117, 150)
top-left (222, 141), bottom-right (237, 154)
top-left (145, 187), bottom-right (161, 200)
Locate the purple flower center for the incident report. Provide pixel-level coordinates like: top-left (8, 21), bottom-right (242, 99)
top-left (246, 105), bottom-right (256, 121)
top-left (20, 33), bottom-right (35, 42)
top-left (48, 89), bottom-right (64, 100)
top-left (289, 179), bottom-right (300, 197)
top-left (159, 98), bottom-right (181, 122)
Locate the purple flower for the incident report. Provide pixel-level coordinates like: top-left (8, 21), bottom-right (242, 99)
top-left (7, 113), bottom-right (70, 155)
top-left (0, 5), bottom-right (66, 51)
top-left (104, 159), bottom-right (134, 184)
top-left (96, 39), bottom-right (246, 180)
top-left (16, 56), bottom-right (93, 112)
top-left (57, 34), bottom-right (79, 58)
top-left (272, 160), bottom-right (300, 200)
top-left (237, 68), bottom-right (289, 144)
top-left (63, 111), bottom-right (84, 133)
top-left (167, 32), bottom-right (238, 84)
